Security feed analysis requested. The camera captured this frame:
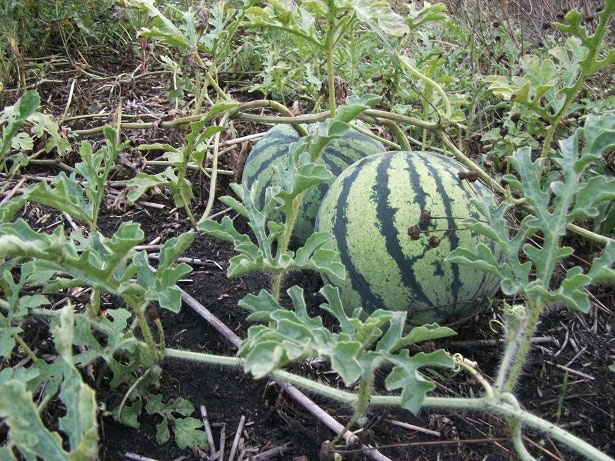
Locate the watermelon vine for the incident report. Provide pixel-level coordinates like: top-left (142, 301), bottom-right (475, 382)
top-left (2, 0), bottom-right (615, 459)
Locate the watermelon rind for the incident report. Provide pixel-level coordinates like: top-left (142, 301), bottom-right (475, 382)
top-left (241, 124), bottom-right (385, 247)
top-left (315, 150), bottom-right (502, 326)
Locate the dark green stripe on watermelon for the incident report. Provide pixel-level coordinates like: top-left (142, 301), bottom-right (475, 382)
top-left (241, 124), bottom-right (385, 247)
top-left (315, 150), bottom-right (503, 326)
top-left (422, 154), bottom-right (461, 306)
top-left (329, 155), bottom-right (384, 309)
top-left (242, 128), bottom-right (300, 187)
top-left (375, 154), bottom-right (432, 307)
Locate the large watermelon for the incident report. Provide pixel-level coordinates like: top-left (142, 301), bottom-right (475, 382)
top-left (315, 150), bottom-right (502, 326)
top-left (241, 124), bottom-right (384, 247)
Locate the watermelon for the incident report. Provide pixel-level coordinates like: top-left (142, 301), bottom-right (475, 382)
top-left (315, 150), bottom-right (502, 326)
top-left (241, 124), bottom-right (384, 247)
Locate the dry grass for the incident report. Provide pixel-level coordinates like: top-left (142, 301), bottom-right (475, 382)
top-left (433, 0), bottom-right (608, 40)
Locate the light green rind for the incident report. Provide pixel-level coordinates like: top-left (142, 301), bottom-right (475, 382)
top-left (316, 151), bottom-right (502, 326)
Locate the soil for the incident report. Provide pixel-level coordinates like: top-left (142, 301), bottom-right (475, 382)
top-left (1, 45), bottom-right (614, 461)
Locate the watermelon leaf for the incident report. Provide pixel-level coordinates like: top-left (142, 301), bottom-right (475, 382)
top-left (405, 2), bottom-right (448, 31)
top-left (582, 113), bottom-right (615, 159)
top-left (0, 305), bottom-right (99, 460)
top-left (22, 128), bottom-right (124, 230)
top-left (394, 324), bottom-right (457, 350)
top-left (449, 113), bottom-right (615, 312)
top-left (1, 91), bottom-right (41, 169)
top-left (145, 395), bottom-right (207, 450)
top-left (239, 284), bottom-right (454, 391)
top-left (384, 350), bottom-right (455, 414)
top-left (202, 155), bottom-right (345, 278)
top-left (337, 0), bottom-right (409, 37)
top-left (0, 219), bottom-right (193, 314)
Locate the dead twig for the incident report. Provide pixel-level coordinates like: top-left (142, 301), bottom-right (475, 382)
top-left (247, 443), bottom-right (290, 460)
top-left (388, 419), bottom-right (441, 437)
top-left (201, 404), bottom-right (217, 457)
top-left (229, 415), bottom-right (246, 461)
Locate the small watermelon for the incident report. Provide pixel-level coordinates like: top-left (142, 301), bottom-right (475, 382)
top-left (241, 124), bottom-right (384, 247)
top-left (315, 150), bottom-right (502, 326)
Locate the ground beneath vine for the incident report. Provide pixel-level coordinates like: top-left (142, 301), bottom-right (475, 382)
top-left (2, 49), bottom-right (614, 461)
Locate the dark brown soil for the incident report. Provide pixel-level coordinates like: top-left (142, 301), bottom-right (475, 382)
top-left (87, 197), bottom-right (615, 461)
top-left (1, 46), bottom-right (614, 461)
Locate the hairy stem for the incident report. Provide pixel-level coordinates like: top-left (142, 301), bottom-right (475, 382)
top-left (199, 113), bottom-right (229, 223)
top-left (14, 334), bottom-right (38, 362)
top-left (325, 8), bottom-right (337, 116)
top-left (160, 346), bottom-right (612, 461)
top-left (496, 301), bottom-right (544, 392)
top-left (272, 192), bottom-right (304, 301)
top-left (331, 372), bottom-right (375, 446)
top-left (396, 51), bottom-right (452, 120)
top-left (129, 300), bottom-right (159, 360)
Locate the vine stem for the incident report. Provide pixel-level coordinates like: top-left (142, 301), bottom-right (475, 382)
top-left (145, 160), bottom-right (234, 175)
top-left (72, 100), bottom-right (311, 136)
top-left (439, 132), bottom-right (612, 246)
top-left (67, 105), bottom-right (609, 245)
top-left (14, 334), bottom-right (38, 362)
top-left (501, 393), bottom-right (535, 461)
top-left (376, 119), bottom-right (410, 150)
top-left (178, 173), bottom-right (197, 227)
top-left (272, 191), bottom-right (304, 301)
top-left (70, 107), bottom-right (435, 135)
top-left (395, 51), bottom-right (452, 120)
top-left (325, 5), bottom-right (337, 116)
top-left (161, 346), bottom-right (612, 461)
top-left (128, 300), bottom-right (159, 361)
top-left (198, 112), bottom-right (229, 224)
top-left (238, 100), bottom-right (309, 136)
top-left (241, 23), bottom-right (324, 49)
top-left (195, 55), bottom-right (228, 101)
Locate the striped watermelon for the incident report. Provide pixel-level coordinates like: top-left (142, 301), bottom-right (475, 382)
top-left (241, 124), bottom-right (384, 247)
top-left (315, 151), bottom-right (501, 326)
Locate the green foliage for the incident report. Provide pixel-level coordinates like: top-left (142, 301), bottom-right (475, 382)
top-left (121, 0), bottom-right (248, 59)
top-left (486, 37), bottom-right (590, 121)
top-left (2, 1), bottom-right (615, 458)
top-left (239, 285), bottom-right (455, 413)
top-left (75, 308), bottom-right (153, 386)
top-left (0, 0), bottom-right (120, 85)
top-left (0, 306), bottom-right (98, 460)
top-left (405, 2), bottom-right (448, 31)
top-left (0, 219), bottom-right (195, 313)
top-left (198, 96), bottom-right (378, 278)
top-left (449, 113), bottom-right (615, 312)
top-left (128, 101), bottom-right (236, 208)
top-left (246, 0), bottom-right (408, 42)
top-left (484, 0), bottom-right (615, 166)
top-left (25, 127), bottom-right (122, 230)
top-left (0, 91), bottom-right (59, 175)
top-left (199, 189), bottom-right (345, 278)
top-left (145, 395), bottom-right (207, 450)
top-left (0, 261), bottom-right (48, 359)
